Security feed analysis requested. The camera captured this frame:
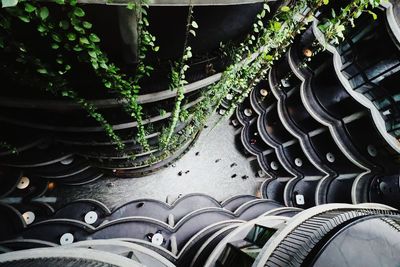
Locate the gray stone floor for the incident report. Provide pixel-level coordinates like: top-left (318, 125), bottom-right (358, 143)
top-left (54, 115), bottom-right (262, 208)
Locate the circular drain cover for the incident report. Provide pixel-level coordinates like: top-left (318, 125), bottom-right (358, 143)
top-left (17, 177), bottom-right (30, 189)
top-left (271, 161), bottom-right (279, 171)
top-left (60, 233), bottom-right (74, 245)
top-left (244, 108), bottom-right (253, 117)
top-left (326, 153), bottom-right (335, 163)
top-left (22, 211), bottom-right (35, 225)
top-left (151, 233), bottom-right (164, 246)
top-left (294, 158), bottom-right (303, 167)
top-left (84, 211), bottom-right (98, 225)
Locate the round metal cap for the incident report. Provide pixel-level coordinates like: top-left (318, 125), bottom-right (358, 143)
top-left (294, 158), bottom-right (303, 167)
top-left (17, 176), bottom-right (30, 190)
top-left (244, 108), bottom-right (253, 117)
top-left (22, 211), bottom-right (35, 225)
top-left (326, 153), bottom-right (335, 163)
top-left (60, 157), bottom-right (74, 165)
top-left (151, 233), bottom-right (164, 246)
top-left (271, 161), bottom-right (279, 171)
top-left (367, 145), bottom-right (377, 157)
top-left (260, 89), bottom-right (268, 96)
top-left (84, 211), bottom-right (98, 225)
top-left (60, 233), bottom-right (74, 245)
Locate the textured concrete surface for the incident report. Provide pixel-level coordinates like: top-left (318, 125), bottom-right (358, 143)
top-left (54, 115), bottom-right (262, 208)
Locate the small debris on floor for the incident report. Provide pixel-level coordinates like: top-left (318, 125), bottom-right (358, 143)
top-left (185, 170), bottom-right (190, 174)
top-left (215, 159), bottom-right (221, 163)
top-left (231, 174), bottom-right (237, 178)
top-left (230, 163), bottom-right (237, 168)
top-left (204, 125), bottom-right (208, 128)
top-left (172, 164), bottom-right (176, 168)
top-left (178, 171), bottom-right (183, 176)
top-left (106, 182), bottom-right (115, 188)
top-left (241, 175), bottom-right (249, 180)
top-left (195, 152), bottom-right (200, 156)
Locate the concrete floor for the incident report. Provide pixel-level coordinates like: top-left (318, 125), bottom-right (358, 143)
top-left (54, 115), bottom-right (262, 208)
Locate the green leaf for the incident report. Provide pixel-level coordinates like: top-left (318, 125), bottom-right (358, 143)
top-left (189, 29), bottom-right (196, 37)
top-left (51, 43), bottom-right (59, 49)
top-left (367, 10), bottom-right (377, 20)
top-left (191, 21), bottom-right (199, 29)
top-left (55, 0), bottom-right (64, 4)
top-left (79, 37), bottom-right (89, 45)
top-left (153, 46), bottom-right (160, 52)
top-left (89, 33), bottom-right (100, 42)
top-left (281, 6), bottom-right (290, 12)
top-left (39, 7), bottom-right (49, 20)
top-left (273, 21), bottom-right (282, 31)
top-left (67, 33), bottom-right (76, 41)
top-left (37, 68), bottom-right (48, 74)
top-left (24, 3), bottom-right (36, 13)
top-left (263, 3), bottom-right (270, 12)
top-left (323, 0), bottom-right (329, 5)
top-left (88, 50), bottom-right (97, 58)
top-left (1, 0), bottom-right (18, 8)
top-left (73, 7), bottom-right (85, 17)
top-left (37, 24), bottom-right (47, 33)
top-left (82, 21), bottom-right (92, 29)
top-left (52, 33), bottom-right (62, 42)
top-left (18, 15), bottom-right (30, 23)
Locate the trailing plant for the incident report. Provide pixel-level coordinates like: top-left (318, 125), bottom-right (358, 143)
top-left (318, 0), bottom-right (382, 45)
top-left (159, 2), bottom-right (197, 149)
top-left (1, 0), bottom-right (160, 152)
top-left (0, 9), bottom-right (125, 148)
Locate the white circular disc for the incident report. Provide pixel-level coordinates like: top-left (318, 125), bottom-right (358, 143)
top-left (367, 145), bottom-right (377, 157)
top-left (151, 233), bottom-right (164, 246)
top-left (244, 108), bottom-right (253, 117)
top-left (17, 176), bottom-right (30, 190)
top-left (226, 94), bottom-right (233, 100)
top-left (22, 211), bottom-right (35, 225)
top-left (60, 233), bottom-right (74, 245)
top-left (326, 153), bottom-right (335, 163)
top-left (60, 157), bottom-right (74, 165)
top-left (294, 158), bottom-right (303, 167)
top-left (260, 89), bottom-right (268, 97)
top-left (219, 109), bottom-right (226, 115)
top-left (84, 211), bottom-right (98, 225)
top-left (270, 161), bottom-right (279, 171)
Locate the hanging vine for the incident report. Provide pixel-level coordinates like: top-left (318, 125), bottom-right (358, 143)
top-left (0, 8), bottom-right (125, 148)
top-left (1, 0), bottom-right (160, 152)
top-left (159, 1), bottom-right (197, 149)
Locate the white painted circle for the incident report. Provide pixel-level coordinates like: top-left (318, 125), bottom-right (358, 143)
top-left (84, 211), bottom-right (98, 225)
top-left (326, 153), bottom-right (335, 163)
top-left (270, 161), bottom-right (279, 171)
top-left (60, 157), bottom-right (74, 165)
top-left (260, 89), bottom-right (268, 97)
top-left (60, 233), bottom-right (74, 245)
top-left (294, 158), bottom-right (303, 167)
top-left (226, 94), bottom-right (233, 100)
top-left (17, 176), bottom-right (30, 190)
top-left (22, 211), bottom-right (35, 225)
top-left (367, 145), bottom-right (377, 157)
top-left (151, 233), bottom-right (164, 246)
top-left (244, 108), bottom-right (253, 117)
